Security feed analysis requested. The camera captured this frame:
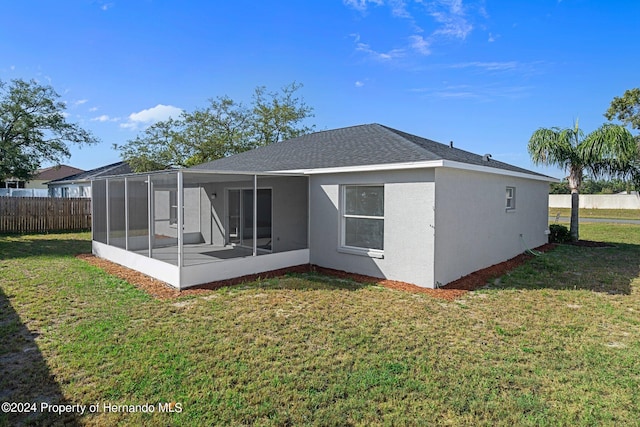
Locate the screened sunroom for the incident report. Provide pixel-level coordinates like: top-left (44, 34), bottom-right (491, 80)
top-left (91, 170), bottom-right (309, 289)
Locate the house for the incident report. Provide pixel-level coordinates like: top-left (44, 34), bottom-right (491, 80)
top-left (48, 162), bottom-right (132, 198)
top-left (91, 124), bottom-right (554, 289)
top-left (1, 165), bottom-right (83, 197)
top-left (28, 165), bottom-right (85, 189)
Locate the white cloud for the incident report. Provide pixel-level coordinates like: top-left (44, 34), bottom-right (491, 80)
top-left (428, 0), bottom-right (473, 40)
top-left (412, 83), bottom-right (531, 100)
top-left (356, 42), bottom-right (405, 61)
top-left (344, 0), bottom-right (384, 12)
top-left (409, 34), bottom-right (431, 55)
top-left (355, 81), bottom-right (365, 87)
top-left (389, 0), bottom-right (411, 18)
top-left (73, 99), bottom-right (88, 107)
top-left (100, 2), bottom-right (114, 11)
top-left (449, 61), bottom-right (519, 71)
top-left (91, 114), bottom-right (113, 122)
top-left (89, 106), bottom-right (99, 112)
top-left (346, 0), bottom-right (484, 62)
top-left (120, 104), bottom-right (183, 130)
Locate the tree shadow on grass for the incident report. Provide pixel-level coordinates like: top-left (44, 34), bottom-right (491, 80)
top-left (0, 287), bottom-right (80, 426)
top-left (0, 236), bottom-right (91, 260)
top-left (485, 243), bottom-right (640, 295)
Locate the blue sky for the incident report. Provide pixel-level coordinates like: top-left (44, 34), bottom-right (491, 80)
top-left (2, 0), bottom-right (639, 179)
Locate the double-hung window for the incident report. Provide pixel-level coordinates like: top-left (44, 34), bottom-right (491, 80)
top-left (341, 185), bottom-right (384, 253)
top-left (506, 186), bottom-right (516, 211)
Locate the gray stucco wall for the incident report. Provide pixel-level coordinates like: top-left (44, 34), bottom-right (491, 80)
top-left (433, 168), bottom-right (549, 286)
top-left (309, 169), bottom-right (436, 288)
top-left (199, 176), bottom-right (308, 252)
top-left (154, 187), bottom-right (202, 241)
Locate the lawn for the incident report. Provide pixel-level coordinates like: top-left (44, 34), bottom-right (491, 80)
top-left (1, 226), bottom-right (640, 426)
top-left (549, 207), bottom-right (640, 220)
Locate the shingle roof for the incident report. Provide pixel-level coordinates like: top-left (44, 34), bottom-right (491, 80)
top-left (36, 165), bottom-right (84, 181)
top-left (190, 123), bottom-right (547, 177)
top-left (47, 162), bottom-right (133, 184)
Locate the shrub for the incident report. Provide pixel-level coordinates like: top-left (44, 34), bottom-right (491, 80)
top-left (549, 224), bottom-right (571, 243)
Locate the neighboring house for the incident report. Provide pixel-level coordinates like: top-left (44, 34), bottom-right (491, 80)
top-left (28, 165), bottom-right (85, 189)
top-left (91, 124), bottom-right (555, 290)
top-left (48, 162), bottom-right (133, 198)
top-left (1, 165), bottom-right (84, 197)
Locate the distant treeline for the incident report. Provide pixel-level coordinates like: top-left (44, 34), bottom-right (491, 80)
top-left (550, 178), bottom-right (634, 194)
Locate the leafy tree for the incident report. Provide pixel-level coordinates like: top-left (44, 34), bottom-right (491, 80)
top-left (549, 180), bottom-right (570, 194)
top-left (605, 88), bottom-right (640, 131)
top-left (116, 118), bottom-right (185, 172)
top-left (116, 82), bottom-right (315, 172)
top-left (181, 96), bottom-right (253, 167)
top-left (605, 88), bottom-right (640, 186)
top-left (251, 82), bottom-right (315, 146)
top-left (550, 177), bottom-right (632, 194)
top-left (0, 78), bottom-right (98, 182)
top-left (528, 120), bottom-right (636, 241)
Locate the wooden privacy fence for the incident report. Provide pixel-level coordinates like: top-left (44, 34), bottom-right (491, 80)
top-left (0, 197), bottom-right (92, 233)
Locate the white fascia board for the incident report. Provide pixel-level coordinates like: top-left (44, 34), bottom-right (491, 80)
top-left (271, 160), bottom-right (557, 182)
top-left (183, 169), bottom-right (306, 177)
top-left (440, 160), bottom-right (559, 182)
top-left (270, 160), bottom-right (445, 175)
top-left (90, 168), bottom-right (306, 182)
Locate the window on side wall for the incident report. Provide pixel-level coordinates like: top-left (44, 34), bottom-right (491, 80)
top-left (506, 186), bottom-right (516, 211)
top-left (341, 184), bottom-right (384, 254)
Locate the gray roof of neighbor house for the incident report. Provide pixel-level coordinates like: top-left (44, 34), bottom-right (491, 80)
top-left (47, 162), bottom-right (133, 185)
top-left (190, 123), bottom-right (547, 177)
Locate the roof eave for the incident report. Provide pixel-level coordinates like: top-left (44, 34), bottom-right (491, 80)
top-left (440, 160), bottom-right (559, 182)
top-left (270, 160), bottom-right (558, 181)
top-left (271, 160), bottom-right (445, 175)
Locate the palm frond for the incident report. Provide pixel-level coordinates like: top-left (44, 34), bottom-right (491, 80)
top-left (580, 124), bottom-right (636, 178)
top-left (527, 126), bottom-right (577, 170)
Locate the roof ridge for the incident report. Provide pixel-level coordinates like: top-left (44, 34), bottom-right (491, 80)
top-left (377, 124), bottom-right (447, 160)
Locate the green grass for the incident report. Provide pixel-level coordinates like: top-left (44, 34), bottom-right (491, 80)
top-left (549, 207), bottom-right (640, 220)
top-left (1, 227), bottom-right (640, 426)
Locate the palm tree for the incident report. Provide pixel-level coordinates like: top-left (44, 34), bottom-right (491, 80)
top-left (528, 120), bottom-right (636, 241)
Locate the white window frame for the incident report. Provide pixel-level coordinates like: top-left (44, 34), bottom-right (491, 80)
top-left (339, 184), bottom-right (384, 258)
top-left (506, 186), bottom-right (516, 211)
